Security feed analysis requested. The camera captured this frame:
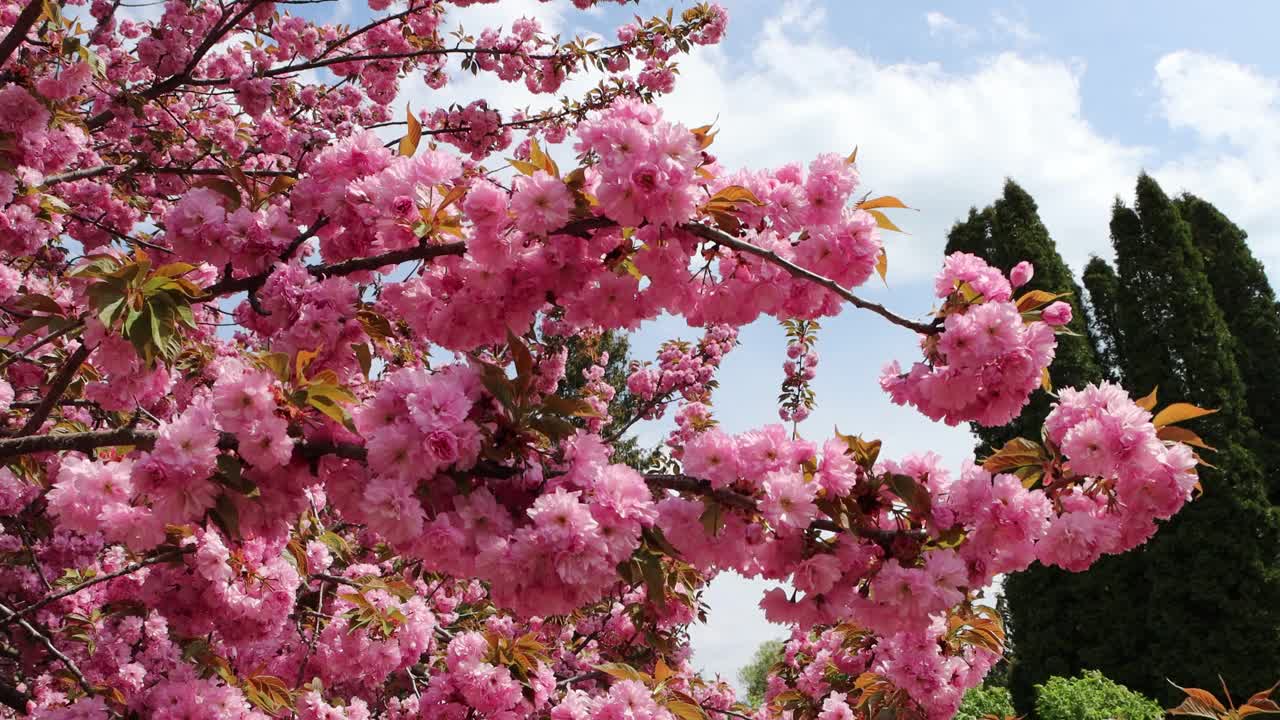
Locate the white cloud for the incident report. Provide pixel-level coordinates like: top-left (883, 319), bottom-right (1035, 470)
top-left (991, 8), bottom-right (1042, 45)
top-left (1150, 51), bottom-right (1280, 277)
top-left (662, 0), bottom-right (1145, 277)
top-left (925, 11), bottom-right (978, 45)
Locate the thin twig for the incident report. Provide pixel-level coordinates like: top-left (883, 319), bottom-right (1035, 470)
top-left (0, 547), bottom-right (193, 627)
top-left (0, 601), bottom-right (94, 695)
top-left (0, 320), bottom-right (83, 371)
top-left (682, 223), bottom-right (938, 335)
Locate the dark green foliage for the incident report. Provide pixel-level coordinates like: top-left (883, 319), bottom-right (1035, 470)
top-left (956, 685), bottom-right (1016, 720)
top-left (1081, 257), bottom-right (1125, 383)
top-left (558, 330), bottom-right (660, 469)
top-left (1002, 553), bottom-right (1148, 714)
top-left (737, 639), bottom-right (784, 708)
top-left (1103, 175), bottom-right (1280, 701)
top-left (1176, 193), bottom-right (1280, 504)
top-left (1112, 177), bottom-right (1250, 432)
top-left (944, 179), bottom-right (1104, 454)
top-left (1033, 670), bottom-right (1164, 720)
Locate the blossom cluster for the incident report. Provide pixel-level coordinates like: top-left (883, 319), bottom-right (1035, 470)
top-left (881, 254), bottom-right (1059, 426)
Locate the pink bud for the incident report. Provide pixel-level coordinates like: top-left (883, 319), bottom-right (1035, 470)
top-left (1043, 301), bottom-right (1072, 326)
top-left (1010, 261), bottom-right (1034, 288)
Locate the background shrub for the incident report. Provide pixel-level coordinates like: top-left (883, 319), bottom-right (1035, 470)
top-left (956, 685), bottom-right (1017, 720)
top-left (1034, 670), bottom-right (1164, 720)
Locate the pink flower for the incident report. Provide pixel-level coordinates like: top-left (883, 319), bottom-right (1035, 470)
top-left (682, 429), bottom-right (740, 488)
top-left (1042, 301), bottom-right (1072, 326)
top-left (760, 471), bottom-right (818, 531)
top-left (510, 171), bottom-right (572, 234)
top-left (1010, 261), bottom-right (1034, 288)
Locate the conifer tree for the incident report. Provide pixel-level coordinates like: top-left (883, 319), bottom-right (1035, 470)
top-left (1176, 193), bottom-right (1280, 504)
top-left (1108, 175), bottom-right (1280, 700)
top-left (1081, 256), bottom-right (1125, 383)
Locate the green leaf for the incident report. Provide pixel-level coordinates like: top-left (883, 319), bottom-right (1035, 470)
top-left (667, 701), bottom-right (710, 720)
top-left (295, 348), bottom-right (320, 382)
top-left (541, 394), bottom-right (600, 418)
top-left (217, 455), bottom-right (259, 497)
top-left (527, 140), bottom-right (560, 177)
top-left (508, 158), bottom-right (542, 176)
top-left (307, 392), bottom-right (351, 425)
top-left (981, 437), bottom-right (1048, 474)
top-left (13, 294), bottom-right (65, 315)
top-left (210, 493), bottom-right (240, 539)
top-left (698, 498), bottom-right (723, 537)
top-left (595, 662), bottom-right (651, 684)
top-left (640, 553), bottom-right (666, 605)
top-left (1015, 290), bottom-right (1070, 314)
top-left (858, 195), bottom-right (911, 210)
top-left (258, 351), bottom-right (290, 382)
top-left (507, 329), bottom-right (534, 393)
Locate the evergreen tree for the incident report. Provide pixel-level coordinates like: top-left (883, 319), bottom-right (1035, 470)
top-left (1108, 174), bottom-right (1280, 701)
top-left (1081, 257), bottom-right (1125, 383)
top-left (945, 180), bottom-right (1131, 712)
top-left (738, 640), bottom-right (785, 708)
top-left (1176, 193), bottom-right (1280, 504)
top-left (559, 330), bottom-right (659, 469)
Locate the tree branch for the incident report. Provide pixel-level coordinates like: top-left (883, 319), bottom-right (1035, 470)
top-left (645, 473), bottom-right (924, 542)
top-left (0, 547), bottom-right (193, 627)
top-left (16, 343), bottom-right (93, 436)
top-left (0, 601), bottom-right (93, 696)
top-left (197, 239), bottom-right (466, 300)
top-left (0, 0), bottom-right (42, 69)
top-left (681, 223), bottom-right (939, 336)
top-left (0, 426), bottom-right (160, 459)
top-left (196, 217), bottom-right (613, 302)
top-left (0, 320), bottom-right (82, 371)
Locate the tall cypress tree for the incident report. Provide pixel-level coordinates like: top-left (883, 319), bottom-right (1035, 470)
top-left (1108, 174), bottom-right (1280, 701)
top-left (1081, 256), bottom-right (1125, 383)
top-left (945, 180), bottom-right (1121, 712)
top-left (1175, 193), bottom-right (1280, 504)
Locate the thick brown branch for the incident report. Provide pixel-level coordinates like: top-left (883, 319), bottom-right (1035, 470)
top-left (41, 164), bottom-right (117, 186)
top-left (0, 426), bottom-right (159, 459)
top-left (198, 240), bottom-right (466, 300)
top-left (0, 0), bottom-right (42, 69)
top-left (197, 217), bottom-right (614, 302)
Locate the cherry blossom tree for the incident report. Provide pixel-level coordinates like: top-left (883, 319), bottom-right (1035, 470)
top-left (0, 1), bottom-right (1215, 718)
